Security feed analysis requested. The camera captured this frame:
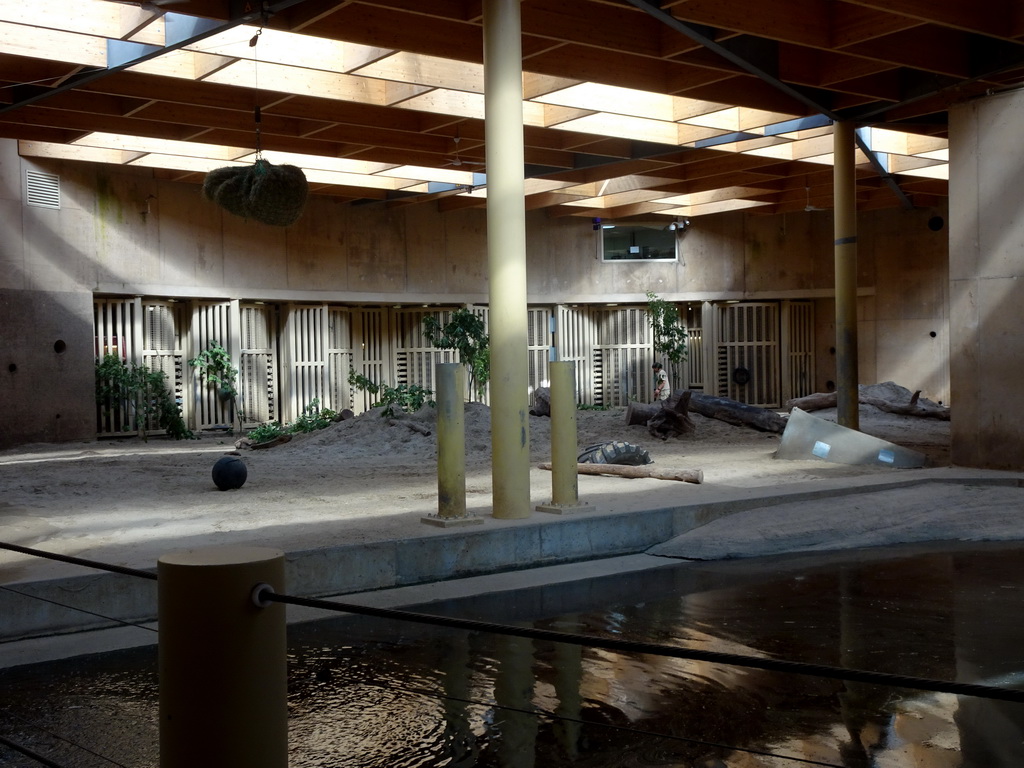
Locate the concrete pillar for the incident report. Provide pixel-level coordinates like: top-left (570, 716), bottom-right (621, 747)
top-left (833, 120), bottom-right (860, 431)
top-left (949, 90), bottom-right (1024, 469)
top-left (484, 0), bottom-right (531, 519)
top-left (158, 546), bottom-right (288, 768)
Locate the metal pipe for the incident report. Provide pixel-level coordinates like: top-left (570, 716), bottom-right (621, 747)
top-left (548, 361), bottom-right (579, 506)
top-left (833, 121), bottom-right (860, 431)
top-left (158, 546), bottom-right (287, 768)
top-left (484, 0), bottom-right (531, 519)
top-left (436, 362), bottom-right (467, 519)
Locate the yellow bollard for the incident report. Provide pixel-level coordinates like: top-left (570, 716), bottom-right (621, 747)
top-left (158, 546), bottom-right (287, 768)
top-left (423, 363), bottom-right (482, 527)
top-left (537, 361), bottom-right (589, 514)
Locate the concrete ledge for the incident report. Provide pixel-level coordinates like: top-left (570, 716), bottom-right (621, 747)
top-left (2, 469), bottom-right (1021, 643)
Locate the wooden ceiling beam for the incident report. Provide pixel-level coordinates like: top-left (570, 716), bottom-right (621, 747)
top-left (829, 4), bottom-right (925, 48)
top-left (300, 4), bottom-right (483, 63)
top-left (662, 0), bottom-right (831, 48)
top-left (837, 0), bottom-right (1013, 39)
top-left (841, 27), bottom-right (971, 78)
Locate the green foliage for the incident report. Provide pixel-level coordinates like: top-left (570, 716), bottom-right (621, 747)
top-left (348, 369), bottom-right (434, 418)
top-left (95, 354), bottom-right (193, 440)
top-left (246, 398), bottom-right (337, 443)
top-left (422, 308), bottom-right (490, 398)
top-left (646, 291), bottom-right (689, 368)
top-left (188, 341), bottom-right (238, 400)
top-left (247, 421), bottom-right (287, 444)
top-left (346, 369), bottom-right (379, 397)
top-left (189, 340), bottom-right (242, 430)
top-left (290, 398), bottom-right (337, 433)
top-left (576, 402), bottom-right (610, 411)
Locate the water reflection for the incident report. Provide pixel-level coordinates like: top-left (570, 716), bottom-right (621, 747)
top-left (2, 544), bottom-right (1023, 767)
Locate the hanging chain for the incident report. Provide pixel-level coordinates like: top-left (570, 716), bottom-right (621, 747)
top-left (250, 21), bottom-right (264, 161)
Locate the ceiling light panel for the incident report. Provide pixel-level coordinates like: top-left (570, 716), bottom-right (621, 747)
top-left (187, 27), bottom-right (392, 75)
top-left (533, 82), bottom-right (677, 122)
top-left (71, 132), bottom-right (249, 161)
top-left (0, 0), bottom-right (157, 41)
top-left (126, 154), bottom-right (247, 173)
top-left (354, 52), bottom-right (485, 93)
top-left (0, 20), bottom-right (106, 67)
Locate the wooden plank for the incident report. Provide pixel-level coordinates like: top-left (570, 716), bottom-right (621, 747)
top-left (839, 0), bottom-right (1013, 39)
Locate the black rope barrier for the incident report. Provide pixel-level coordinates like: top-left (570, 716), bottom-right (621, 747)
top-left (1, 710), bottom-right (134, 768)
top-left (263, 589), bottom-right (1024, 704)
top-left (0, 732), bottom-right (65, 768)
top-left (0, 586), bottom-right (157, 634)
top-left (0, 542), bottom-right (156, 581)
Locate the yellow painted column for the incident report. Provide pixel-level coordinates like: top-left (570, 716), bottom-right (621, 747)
top-left (833, 121), bottom-right (860, 431)
top-left (434, 363), bottom-right (468, 522)
top-left (484, 0), bottom-right (531, 519)
top-left (537, 361), bottom-right (588, 514)
top-left (158, 546), bottom-right (287, 768)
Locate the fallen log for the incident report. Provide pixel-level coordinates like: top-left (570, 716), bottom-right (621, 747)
top-left (539, 462), bottom-right (703, 484)
top-left (785, 391), bottom-right (950, 420)
top-left (249, 434), bottom-right (293, 450)
top-left (628, 391), bottom-right (786, 434)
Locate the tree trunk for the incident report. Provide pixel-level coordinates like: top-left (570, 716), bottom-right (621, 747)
top-left (538, 462), bottom-right (703, 484)
top-left (628, 391), bottom-right (786, 434)
top-left (785, 390), bottom-right (950, 420)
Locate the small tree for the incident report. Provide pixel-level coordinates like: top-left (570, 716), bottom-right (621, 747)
top-left (348, 369), bottom-right (434, 417)
top-left (189, 340), bottom-right (242, 431)
top-left (646, 291), bottom-right (688, 380)
top-left (422, 308), bottom-right (490, 399)
top-left (95, 354), bottom-right (192, 440)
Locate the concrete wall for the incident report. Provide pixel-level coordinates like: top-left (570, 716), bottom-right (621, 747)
top-left (0, 140), bottom-right (950, 447)
top-left (949, 90), bottom-right (1024, 469)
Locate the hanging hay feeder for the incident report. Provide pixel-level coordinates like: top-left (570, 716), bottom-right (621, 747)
top-left (202, 160), bottom-right (308, 227)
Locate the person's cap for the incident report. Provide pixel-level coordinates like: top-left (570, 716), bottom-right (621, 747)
top-left (651, 363), bottom-right (662, 369)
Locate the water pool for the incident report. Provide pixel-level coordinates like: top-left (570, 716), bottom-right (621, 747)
top-left (2, 543), bottom-right (1024, 767)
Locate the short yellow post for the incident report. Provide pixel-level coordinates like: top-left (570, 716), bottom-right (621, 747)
top-left (423, 363), bottom-right (482, 527)
top-left (158, 546), bottom-right (287, 768)
top-left (537, 361), bottom-right (589, 514)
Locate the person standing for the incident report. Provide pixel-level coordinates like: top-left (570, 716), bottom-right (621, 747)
top-left (652, 362), bottom-right (670, 401)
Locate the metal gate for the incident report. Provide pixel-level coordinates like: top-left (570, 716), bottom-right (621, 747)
top-left (349, 307), bottom-right (392, 413)
top-left (94, 297), bottom-right (140, 435)
top-left (189, 302), bottom-right (235, 429)
top-left (593, 306), bottom-right (652, 406)
top-left (394, 307), bottom-right (462, 397)
top-left (711, 302), bottom-right (780, 407)
top-left (280, 304), bottom-right (330, 423)
top-left (526, 307), bottom-right (553, 404)
top-left (238, 303), bottom-right (278, 426)
top-left (142, 300), bottom-right (186, 429)
top-left (781, 301), bottom-right (815, 402)
top-left (555, 305), bottom-right (596, 405)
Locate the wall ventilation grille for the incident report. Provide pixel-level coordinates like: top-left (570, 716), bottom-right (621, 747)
top-left (26, 170), bottom-right (60, 209)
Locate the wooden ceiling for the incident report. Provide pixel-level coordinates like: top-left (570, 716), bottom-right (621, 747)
top-left (1, 0), bottom-right (1021, 219)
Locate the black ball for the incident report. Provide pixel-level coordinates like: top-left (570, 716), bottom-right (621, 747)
top-left (212, 455), bottom-right (247, 491)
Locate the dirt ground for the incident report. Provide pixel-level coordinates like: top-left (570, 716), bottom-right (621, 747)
top-left (0, 383), bottom-right (952, 582)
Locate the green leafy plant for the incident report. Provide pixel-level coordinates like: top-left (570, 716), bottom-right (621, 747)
top-left (247, 421), bottom-right (287, 444)
top-left (646, 291), bottom-right (689, 371)
top-left (423, 308), bottom-right (490, 398)
top-left (348, 369), bottom-right (434, 418)
top-left (290, 398), bottom-right (337, 433)
top-left (576, 403), bottom-right (610, 411)
top-left (95, 354), bottom-right (193, 440)
top-left (189, 341), bottom-right (241, 431)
